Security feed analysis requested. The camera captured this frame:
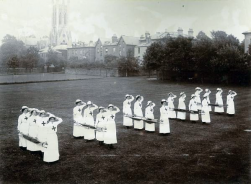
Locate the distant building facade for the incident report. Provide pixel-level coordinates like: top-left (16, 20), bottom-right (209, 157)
top-left (50, 0), bottom-right (72, 47)
top-left (135, 28), bottom-right (194, 61)
top-left (242, 31), bottom-right (251, 53)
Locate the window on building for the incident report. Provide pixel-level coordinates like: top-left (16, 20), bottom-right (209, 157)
top-left (113, 48), bottom-right (116, 52)
top-left (105, 48), bottom-right (108, 54)
top-left (64, 13), bottom-right (67, 25)
top-left (138, 47), bottom-right (140, 54)
top-left (119, 51), bottom-right (121, 56)
top-left (100, 51), bottom-right (102, 56)
top-left (97, 48), bottom-right (99, 53)
top-left (59, 13), bottom-right (62, 25)
top-left (122, 48), bottom-right (125, 52)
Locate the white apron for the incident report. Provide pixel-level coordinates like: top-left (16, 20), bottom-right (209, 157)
top-left (201, 99), bottom-right (211, 123)
top-left (227, 95), bottom-right (235, 114)
top-left (145, 105), bottom-right (155, 132)
top-left (134, 101), bottom-right (144, 129)
top-left (215, 92), bottom-right (224, 112)
top-left (123, 100), bottom-right (133, 126)
top-left (19, 113), bottom-right (30, 147)
top-left (18, 114), bottom-right (24, 147)
top-left (73, 105), bottom-right (85, 137)
top-left (37, 117), bottom-right (49, 152)
top-left (83, 108), bottom-right (96, 140)
top-left (27, 116), bottom-right (40, 151)
top-left (177, 97), bottom-right (186, 120)
top-left (168, 97), bottom-right (176, 118)
top-left (189, 99), bottom-right (199, 121)
top-left (95, 113), bottom-right (107, 141)
top-left (206, 94), bottom-right (212, 111)
top-left (104, 112), bottom-right (117, 144)
top-left (159, 106), bottom-right (170, 133)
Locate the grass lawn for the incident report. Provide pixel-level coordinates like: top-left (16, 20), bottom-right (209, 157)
top-left (0, 77), bottom-right (250, 184)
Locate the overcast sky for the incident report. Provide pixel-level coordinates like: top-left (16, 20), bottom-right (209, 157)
top-left (0, 0), bottom-right (250, 43)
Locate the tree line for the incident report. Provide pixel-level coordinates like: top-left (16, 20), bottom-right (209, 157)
top-left (143, 31), bottom-right (251, 84)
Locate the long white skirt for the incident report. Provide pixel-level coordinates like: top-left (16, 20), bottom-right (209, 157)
top-left (168, 104), bottom-right (176, 118)
top-left (37, 128), bottom-right (47, 152)
top-left (43, 133), bottom-right (59, 162)
top-left (27, 126), bottom-right (40, 151)
top-left (159, 118), bottom-right (170, 133)
top-left (20, 126), bottom-right (29, 148)
top-left (145, 122), bottom-right (155, 132)
top-left (104, 120), bottom-right (117, 144)
top-left (201, 110), bottom-right (210, 123)
top-left (123, 116), bottom-right (133, 126)
top-left (215, 99), bottom-right (224, 112)
top-left (19, 134), bottom-right (25, 147)
top-left (84, 117), bottom-right (95, 140)
top-left (177, 111), bottom-right (186, 120)
top-left (134, 120), bottom-right (144, 129)
top-left (227, 101), bottom-right (235, 114)
top-left (190, 113), bottom-right (199, 121)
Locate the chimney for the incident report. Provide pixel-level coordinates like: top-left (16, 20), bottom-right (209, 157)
top-left (177, 27), bottom-right (183, 36)
top-left (112, 34), bottom-right (118, 43)
top-left (188, 28), bottom-right (194, 37)
top-left (145, 31), bottom-right (151, 43)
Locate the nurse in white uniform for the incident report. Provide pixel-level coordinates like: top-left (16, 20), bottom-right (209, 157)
top-left (37, 110), bottom-right (50, 153)
top-left (17, 106), bottom-right (29, 150)
top-left (204, 89), bottom-right (212, 111)
top-left (201, 95), bottom-right (211, 124)
top-left (123, 94), bottom-right (134, 128)
top-left (43, 115), bottom-right (62, 163)
top-left (95, 106), bottom-right (107, 145)
top-left (73, 99), bottom-right (86, 138)
top-left (177, 92), bottom-right (186, 121)
top-left (195, 87), bottom-right (203, 110)
top-left (133, 95), bottom-right (144, 130)
top-left (167, 93), bottom-right (176, 119)
top-left (159, 99), bottom-right (170, 135)
top-left (189, 94), bottom-right (199, 122)
top-left (19, 107), bottom-right (31, 149)
top-left (145, 101), bottom-right (155, 132)
top-left (83, 101), bottom-right (98, 141)
top-left (227, 90), bottom-right (237, 115)
top-left (104, 104), bottom-right (120, 149)
top-left (27, 108), bottom-right (40, 152)
top-left (215, 88), bottom-right (224, 113)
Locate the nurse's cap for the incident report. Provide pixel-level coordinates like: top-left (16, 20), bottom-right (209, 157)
top-left (180, 92), bottom-right (185, 96)
top-left (147, 101), bottom-right (152, 106)
top-left (75, 99), bottom-right (82, 104)
top-left (87, 101), bottom-right (92, 105)
top-left (191, 94), bottom-right (196, 98)
top-left (40, 110), bottom-right (46, 114)
top-left (125, 94), bottom-right (130, 98)
top-left (217, 88), bottom-right (221, 91)
top-left (195, 87), bottom-right (202, 90)
top-left (168, 92), bottom-right (172, 96)
top-left (108, 104), bottom-right (114, 108)
top-left (228, 90), bottom-right (232, 93)
top-left (135, 95), bottom-right (140, 100)
top-left (99, 106), bottom-right (105, 110)
top-left (20, 106), bottom-right (29, 111)
top-left (49, 115), bottom-right (56, 121)
top-left (161, 99), bottom-right (167, 104)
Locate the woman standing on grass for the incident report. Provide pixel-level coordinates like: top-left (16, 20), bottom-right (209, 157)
top-left (73, 99), bottom-right (86, 138)
top-left (133, 95), bottom-right (144, 130)
top-left (167, 92), bottom-right (176, 119)
top-left (27, 108), bottom-right (40, 152)
top-left (43, 115), bottom-right (62, 163)
top-left (95, 106), bottom-right (107, 145)
top-left (159, 99), bottom-right (170, 135)
top-left (145, 101), bottom-right (155, 132)
top-left (17, 106), bottom-right (29, 150)
top-left (189, 94), bottom-right (199, 123)
top-left (204, 89), bottom-right (212, 111)
top-left (177, 92), bottom-right (186, 121)
top-left (37, 110), bottom-right (50, 153)
top-left (227, 90), bottom-right (237, 115)
top-left (195, 87), bottom-right (203, 110)
top-left (83, 101), bottom-right (98, 142)
top-left (215, 88), bottom-right (224, 114)
top-left (201, 95), bottom-right (211, 124)
top-left (123, 94), bottom-right (134, 129)
top-left (104, 104), bottom-right (120, 149)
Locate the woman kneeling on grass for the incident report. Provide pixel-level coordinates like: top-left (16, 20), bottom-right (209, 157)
top-left (104, 104), bottom-right (120, 149)
top-left (43, 115), bottom-right (62, 163)
top-left (159, 99), bottom-right (170, 135)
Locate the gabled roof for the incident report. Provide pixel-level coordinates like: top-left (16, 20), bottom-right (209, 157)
top-left (242, 31), bottom-right (251, 34)
top-left (120, 36), bottom-right (139, 45)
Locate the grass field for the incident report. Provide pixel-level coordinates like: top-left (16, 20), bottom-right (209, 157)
top-left (0, 77), bottom-right (250, 184)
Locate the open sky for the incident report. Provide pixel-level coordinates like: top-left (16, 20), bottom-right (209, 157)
top-left (0, 0), bottom-right (250, 43)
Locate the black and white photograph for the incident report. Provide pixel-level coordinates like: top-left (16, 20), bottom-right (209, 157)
top-left (0, 0), bottom-right (250, 183)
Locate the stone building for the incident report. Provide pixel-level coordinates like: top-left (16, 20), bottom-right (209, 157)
top-left (242, 31), bottom-right (251, 53)
top-left (134, 28), bottom-right (194, 61)
top-left (50, 0), bottom-right (72, 47)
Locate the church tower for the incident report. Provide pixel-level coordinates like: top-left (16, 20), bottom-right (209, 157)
top-left (50, 0), bottom-right (72, 47)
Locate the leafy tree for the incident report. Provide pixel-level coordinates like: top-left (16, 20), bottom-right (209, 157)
top-left (118, 49), bottom-right (139, 76)
top-left (21, 47), bottom-right (39, 69)
top-left (104, 55), bottom-right (118, 68)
